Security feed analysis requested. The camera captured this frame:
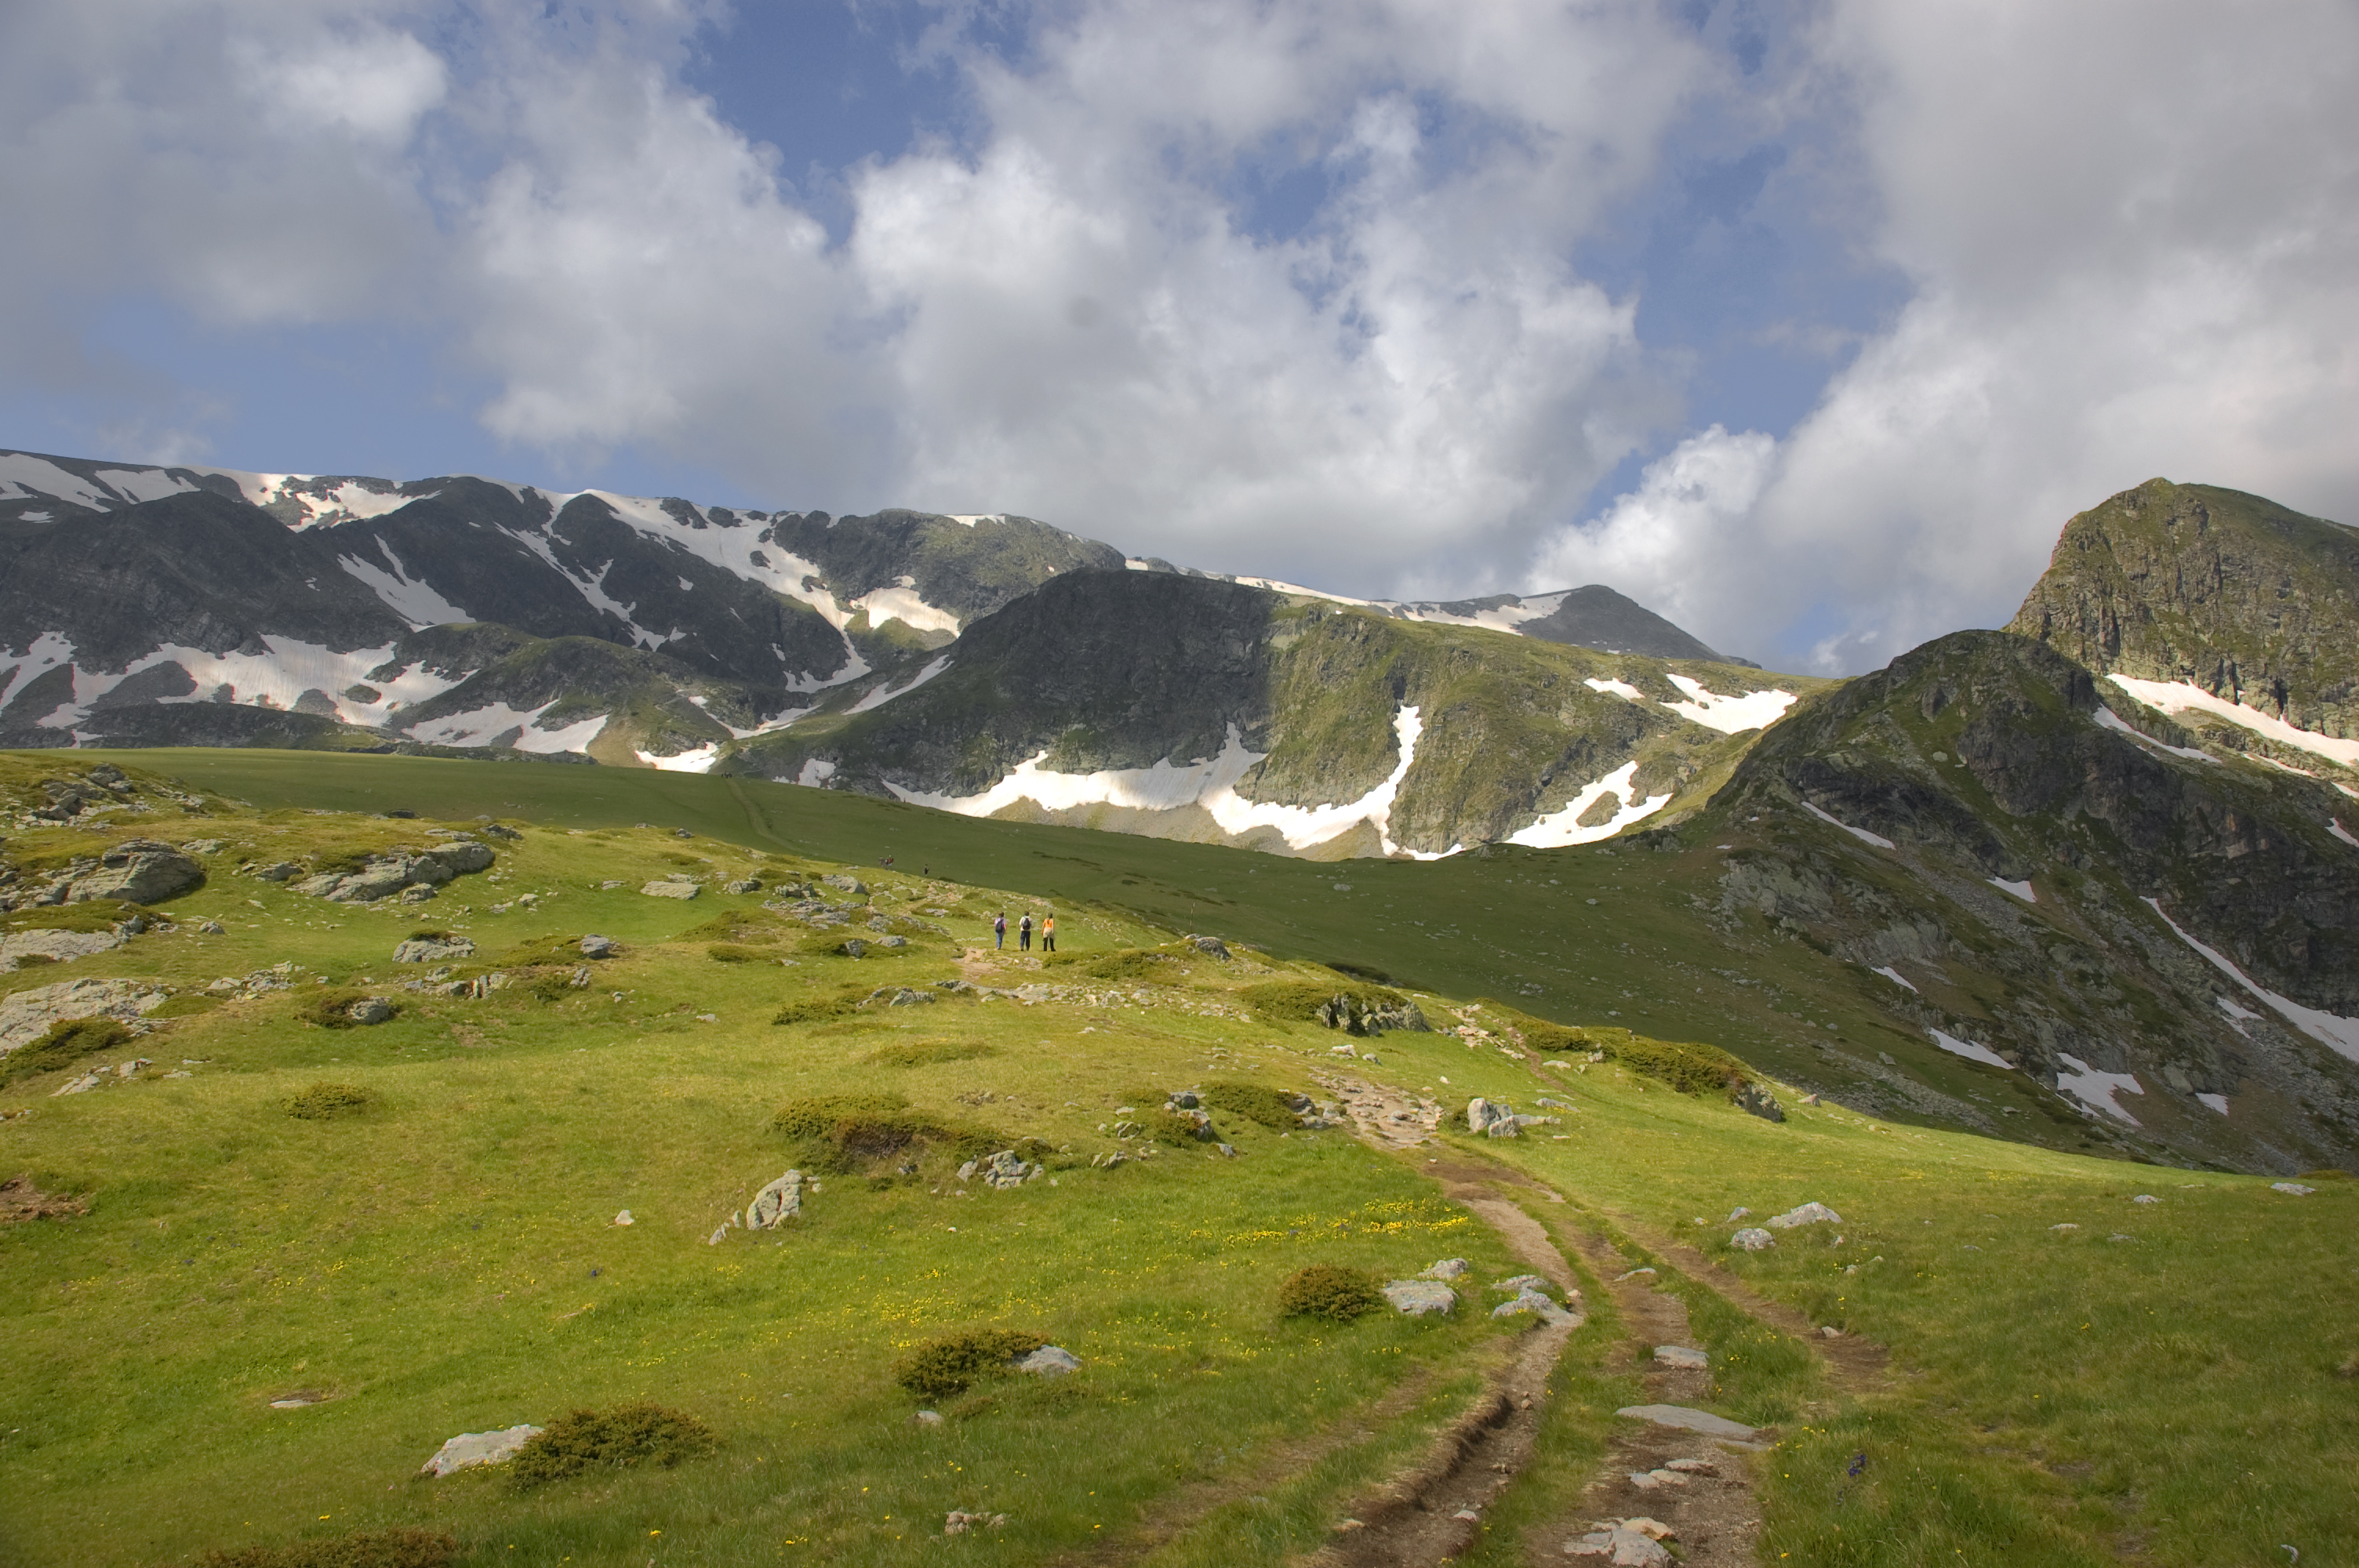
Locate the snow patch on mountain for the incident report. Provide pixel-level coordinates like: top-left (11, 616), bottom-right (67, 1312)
top-left (2092, 702), bottom-right (2216, 763)
top-left (1660, 673), bottom-right (1795, 733)
top-left (2054, 1053), bottom-right (2144, 1124)
top-left (2106, 674), bottom-right (2359, 769)
top-left (852, 581), bottom-right (961, 635)
top-left (638, 744), bottom-right (720, 772)
top-left (883, 706), bottom-right (1446, 856)
top-left (2145, 896), bottom-right (2359, 1063)
top-left (406, 701), bottom-right (605, 753)
top-left (1874, 965), bottom-right (1917, 992)
top-left (1988, 877), bottom-right (2037, 902)
top-left (337, 539), bottom-right (473, 629)
top-left (1801, 800), bottom-right (1895, 849)
top-left (1505, 760), bottom-right (1670, 848)
top-left (1931, 1028), bottom-right (2010, 1068)
top-left (1, 635), bottom-right (467, 730)
top-left (845, 656), bottom-right (953, 716)
top-left (1583, 676), bottom-right (1643, 701)
top-left (0, 632), bottom-right (78, 711)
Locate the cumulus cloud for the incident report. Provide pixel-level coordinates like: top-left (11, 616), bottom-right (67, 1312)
top-left (1584, 0), bottom-right (2359, 670)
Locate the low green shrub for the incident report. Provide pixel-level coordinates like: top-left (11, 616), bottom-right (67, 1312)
top-left (0, 899), bottom-right (142, 936)
top-left (1043, 947), bottom-right (1179, 981)
top-left (285, 1083), bottom-right (374, 1120)
top-left (1147, 1108), bottom-right (1212, 1144)
top-left (772, 984), bottom-right (874, 1025)
top-left (1199, 1080), bottom-right (1302, 1131)
top-left (772, 1092), bottom-right (1004, 1171)
top-left (296, 989), bottom-right (398, 1029)
top-left (1470, 1000), bottom-right (1594, 1055)
top-left (707, 943), bottom-right (772, 964)
top-left (892, 1329), bottom-right (1048, 1400)
top-left (1608, 1036), bottom-right (1749, 1094)
top-left (509, 1404), bottom-right (718, 1490)
top-left (195, 1526), bottom-right (460, 1568)
top-left (0, 1017), bottom-right (133, 1088)
top-left (1277, 1264), bottom-right (1383, 1322)
top-left (863, 1039), bottom-right (999, 1068)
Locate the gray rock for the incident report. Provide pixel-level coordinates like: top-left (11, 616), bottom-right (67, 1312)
top-left (913, 1410), bottom-right (943, 1426)
top-left (181, 839), bottom-right (226, 855)
top-left (1467, 1097), bottom-right (1513, 1134)
top-left (2271, 1181), bottom-right (2316, 1196)
top-left (977, 1150), bottom-right (1035, 1189)
top-left (1492, 1288), bottom-right (1580, 1327)
top-left (420, 1423), bottom-right (543, 1477)
top-left (746, 1169), bottom-right (805, 1229)
top-left (1653, 1345), bottom-right (1709, 1369)
top-left (197, 920), bottom-right (226, 935)
top-left (1614, 1403), bottom-right (1761, 1440)
top-left (1381, 1279), bottom-right (1457, 1316)
top-left (1423, 1258), bottom-right (1470, 1279)
top-left (879, 935), bottom-right (909, 949)
top-left (1562, 1522), bottom-right (1673, 1564)
top-left (253, 862), bottom-right (302, 882)
top-left (1765, 1202), bottom-right (1841, 1229)
top-left (63, 840), bottom-right (205, 904)
top-left (1167, 1090), bottom-right (1201, 1109)
top-left (346, 997), bottom-right (394, 1025)
top-left (1184, 935), bottom-right (1230, 959)
top-left (0, 928), bottom-right (125, 971)
top-left (642, 880), bottom-right (700, 900)
top-left (1492, 1274), bottom-right (1549, 1293)
top-left (482, 823), bottom-right (522, 841)
top-left (1730, 1227), bottom-right (1775, 1251)
top-left (1015, 1345), bottom-right (1080, 1376)
top-left (393, 935), bottom-right (475, 964)
top-left (1732, 1083), bottom-right (1785, 1122)
top-left (1727, 1207), bottom-right (1751, 1221)
top-left (722, 878), bottom-right (762, 895)
top-left (0, 978), bottom-right (169, 1054)
top-left (823, 873), bottom-right (868, 895)
top-left (579, 935), bottom-right (616, 958)
top-left (839, 938), bottom-right (868, 958)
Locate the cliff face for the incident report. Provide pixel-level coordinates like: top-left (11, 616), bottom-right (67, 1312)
top-left (1701, 630), bottom-right (2359, 1168)
top-left (2008, 478), bottom-right (2359, 739)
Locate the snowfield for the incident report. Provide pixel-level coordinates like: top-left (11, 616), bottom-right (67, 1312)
top-left (1505, 760), bottom-right (1670, 848)
top-left (2106, 674), bottom-right (2359, 770)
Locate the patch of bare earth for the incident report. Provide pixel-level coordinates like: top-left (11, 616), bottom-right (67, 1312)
top-left (1, 1173), bottom-right (87, 1221)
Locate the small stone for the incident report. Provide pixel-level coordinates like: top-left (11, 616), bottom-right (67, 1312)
top-left (1663, 1458), bottom-right (1716, 1474)
top-left (1452, 1508), bottom-right (1481, 1521)
top-left (1492, 1274), bottom-right (1549, 1293)
top-left (198, 920), bottom-right (226, 935)
top-left (420, 1424), bottom-right (543, 1476)
top-left (1730, 1227), bottom-right (1774, 1251)
top-left (722, 878), bottom-right (762, 895)
top-left (1727, 1207), bottom-right (1750, 1222)
top-left (2271, 1181), bottom-right (2315, 1196)
top-left (641, 880), bottom-right (700, 900)
top-left (1818, 1325), bottom-right (1841, 1338)
top-left (345, 996), bottom-right (394, 1025)
top-left (2049, 1222), bottom-right (2079, 1231)
top-left (2131, 1193), bottom-right (2160, 1204)
top-left (746, 1170), bottom-right (805, 1229)
top-left (1764, 1201), bottom-right (1841, 1229)
top-left (1423, 1258), bottom-right (1470, 1279)
top-left (1653, 1345), bottom-right (1708, 1369)
top-left (1382, 1280), bottom-right (1458, 1316)
top-left (913, 1410), bottom-right (943, 1426)
top-left (392, 935), bottom-right (474, 964)
top-left (1615, 1404), bottom-right (1759, 1441)
top-left (612, 1210), bottom-right (634, 1226)
top-left (1015, 1346), bottom-right (1080, 1376)
top-left (1612, 1267), bottom-right (1657, 1282)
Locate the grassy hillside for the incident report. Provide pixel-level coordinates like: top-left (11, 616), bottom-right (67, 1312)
top-left (0, 750), bottom-right (2351, 1567)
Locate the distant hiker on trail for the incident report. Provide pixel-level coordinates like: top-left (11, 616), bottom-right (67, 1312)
top-left (1041, 913), bottom-right (1056, 953)
top-left (1019, 913), bottom-right (1033, 951)
top-left (994, 912), bottom-right (1006, 949)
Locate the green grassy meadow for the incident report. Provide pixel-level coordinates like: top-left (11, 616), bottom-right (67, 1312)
top-left (0, 750), bottom-right (2351, 1566)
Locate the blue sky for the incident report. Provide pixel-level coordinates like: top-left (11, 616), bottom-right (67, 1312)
top-left (2, 1), bottom-right (2354, 672)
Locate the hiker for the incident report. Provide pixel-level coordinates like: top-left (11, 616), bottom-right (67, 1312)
top-left (994, 912), bottom-right (1006, 949)
top-left (1019, 912), bottom-right (1033, 951)
top-left (1041, 913), bottom-right (1056, 953)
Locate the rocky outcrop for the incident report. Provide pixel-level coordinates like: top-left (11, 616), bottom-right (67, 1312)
top-left (2008, 478), bottom-right (2359, 740)
top-left (293, 842), bottom-right (493, 902)
top-left (0, 978), bottom-right (169, 1054)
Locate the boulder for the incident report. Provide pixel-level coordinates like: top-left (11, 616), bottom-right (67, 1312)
top-left (346, 997), bottom-right (394, 1025)
top-left (423, 842), bottom-right (494, 875)
top-left (976, 1150), bottom-right (1037, 1189)
top-left (0, 978), bottom-right (169, 1053)
top-left (1317, 992), bottom-right (1429, 1034)
top-left (746, 1170), bottom-right (805, 1229)
top-left (1653, 1345), bottom-right (1709, 1369)
top-left (63, 840), bottom-right (205, 904)
top-left (1467, 1097), bottom-right (1514, 1135)
top-left (1732, 1083), bottom-right (1786, 1123)
top-left (1493, 1288), bottom-right (1581, 1327)
top-left (1765, 1202), bottom-right (1841, 1229)
top-left (393, 935), bottom-right (475, 964)
top-left (1381, 1279), bottom-right (1457, 1316)
top-left (420, 1424), bottom-right (543, 1477)
top-left (0, 929), bottom-right (125, 971)
top-left (822, 873), bottom-right (867, 895)
top-left (579, 935), bottom-right (616, 958)
top-left (723, 878), bottom-right (762, 895)
top-left (1422, 1258), bottom-right (1470, 1279)
top-left (1730, 1227), bottom-right (1775, 1251)
top-left (1183, 935), bottom-right (1230, 959)
top-left (253, 862), bottom-right (302, 882)
top-left (1015, 1345), bottom-right (1081, 1376)
top-left (642, 880), bottom-right (700, 900)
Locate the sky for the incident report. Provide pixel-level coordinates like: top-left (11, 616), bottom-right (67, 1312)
top-left (2, 1), bottom-right (2355, 674)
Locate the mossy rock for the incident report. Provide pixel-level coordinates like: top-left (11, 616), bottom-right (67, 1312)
top-left (0, 1017), bottom-right (134, 1088)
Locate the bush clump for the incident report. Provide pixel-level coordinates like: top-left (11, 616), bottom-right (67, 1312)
top-left (1043, 947), bottom-right (1178, 981)
top-left (196, 1526), bottom-right (460, 1568)
top-left (1240, 979), bottom-right (1408, 1025)
top-left (0, 1017), bottom-right (133, 1088)
top-left (1278, 1264), bottom-right (1384, 1323)
top-left (297, 989), bottom-right (400, 1029)
top-left (509, 1404), bottom-right (718, 1490)
top-left (772, 1092), bottom-right (1002, 1171)
top-left (772, 984), bottom-right (875, 1026)
top-left (707, 943), bottom-right (774, 964)
top-left (1607, 1036), bottom-right (1749, 1094)
top-left (285, 1083), bottom-right (374, 1120)
top-left (1200, 1080), bottom-right (1303, 1131)
top-left (863, 1039), bottom-right (999, 1068)
top-left (893, 1329), bottom-right (1048, 1401)
top-left (1147, 1108), bottom-right (1214, 1143)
